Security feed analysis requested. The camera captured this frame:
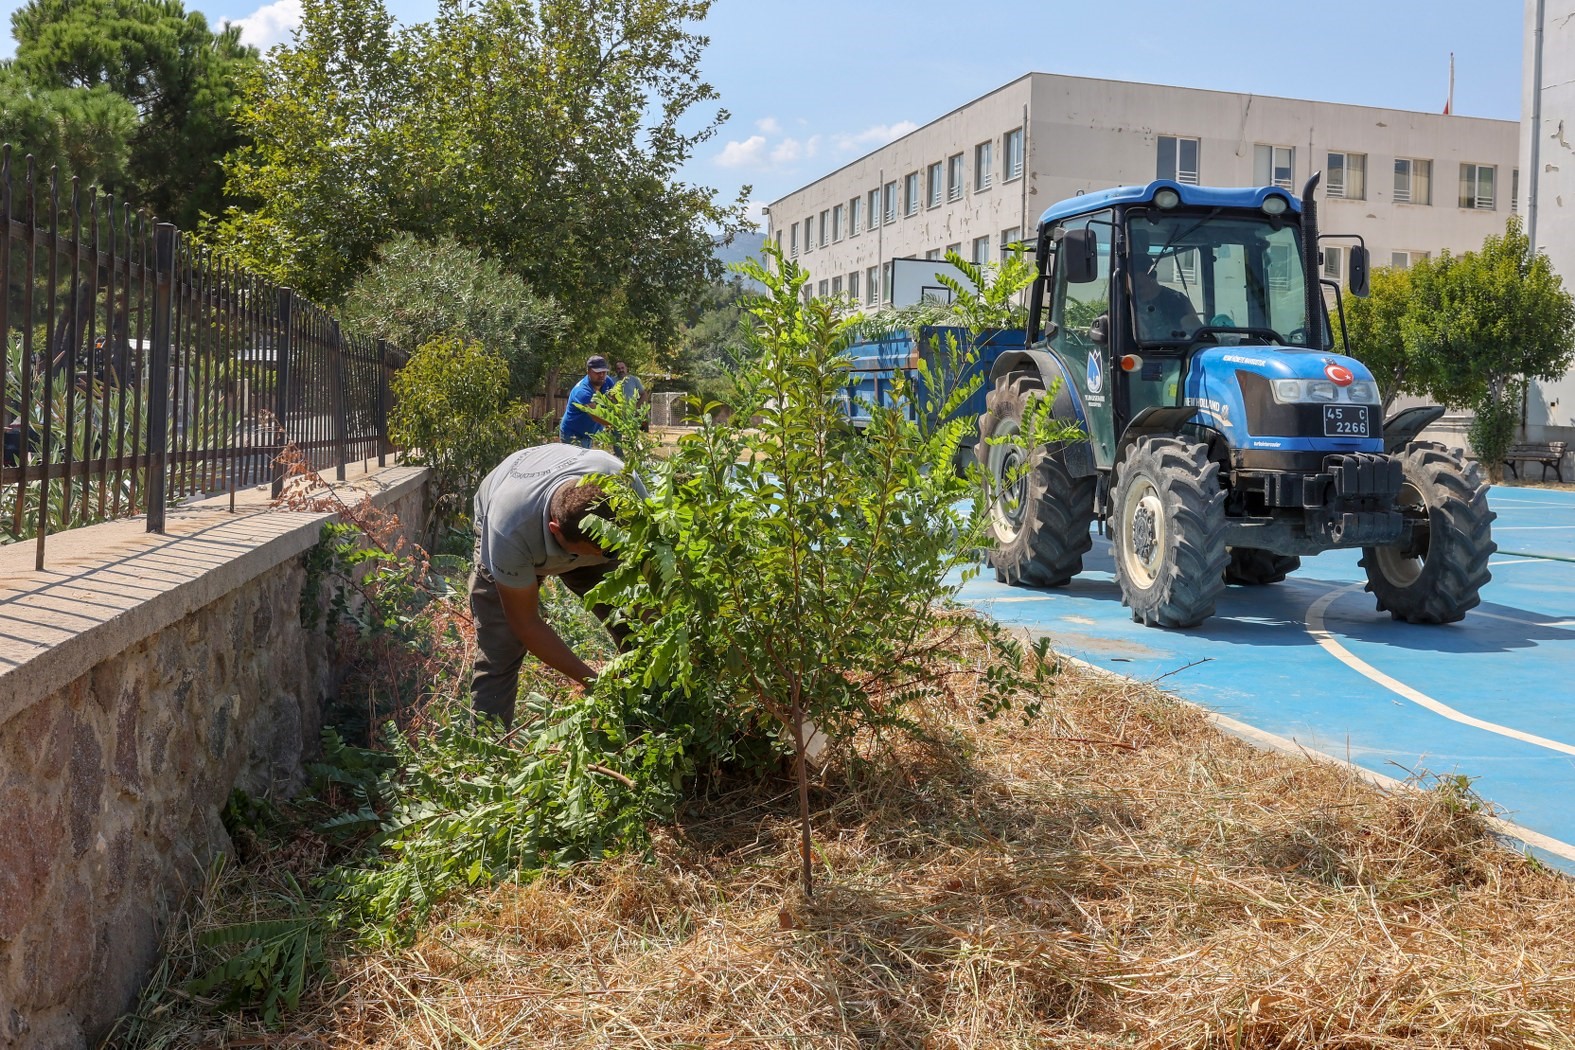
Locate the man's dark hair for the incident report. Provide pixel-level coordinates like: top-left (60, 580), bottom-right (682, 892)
top-left (550, 477), bottom-right (615, 546)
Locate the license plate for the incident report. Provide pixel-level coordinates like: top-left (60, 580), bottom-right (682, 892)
top-left (1323, 404), bottom-right (1371, 438)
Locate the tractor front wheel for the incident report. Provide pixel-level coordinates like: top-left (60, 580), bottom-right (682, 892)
top-left (976, 374), bottom-right (1096, 587)
top-left (1360, 442), bottom-right (1495, 623)
top-left (1111, 436), bottom-right (1229, 627)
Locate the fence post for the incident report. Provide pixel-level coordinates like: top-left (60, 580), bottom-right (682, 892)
top-left (331, 320), bottom-right (347, 482)
top-left (145, 223), bottom-right (177, 534)
top-left (376, 339), bottom-right (388, 468)
top-left (271, 289), bottom-right (294, 499)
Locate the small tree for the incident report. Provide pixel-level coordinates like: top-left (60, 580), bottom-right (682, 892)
top-left (387, 335), bottom-right (516, 540)
top-left (590, 243), bottom-right (1076, 895)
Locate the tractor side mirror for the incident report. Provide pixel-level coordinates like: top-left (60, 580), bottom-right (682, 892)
top-left (1347, 245), bottom-right (1370, 298)
top-left (1062, 228), bottom-right (1099, 284)
top-left (1089, 313), bottom-right (1109, 346)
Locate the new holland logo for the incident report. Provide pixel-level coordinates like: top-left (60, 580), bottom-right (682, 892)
top-left (1086, 354), bottom-right (1104, 394)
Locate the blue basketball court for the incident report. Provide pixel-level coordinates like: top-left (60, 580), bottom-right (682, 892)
top-left (955, 485), bottom-right (1575, 868)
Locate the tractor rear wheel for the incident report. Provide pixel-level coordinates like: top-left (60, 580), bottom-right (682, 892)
top-left (1224, 547), bottom-right (1301, 585)
top-left (1360, 442), bottom-right (1495, 624)
top-left (1111, 436), bottom-right (1229, 627)
top-left (976, 374), bottom-right (1095, 587)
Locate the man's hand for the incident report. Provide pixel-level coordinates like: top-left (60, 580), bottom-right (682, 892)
top-left (494, 580), bottom-right (599, 686)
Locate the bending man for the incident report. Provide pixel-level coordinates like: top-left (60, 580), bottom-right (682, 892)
top-left (470, 443), bottom-right (631, 726)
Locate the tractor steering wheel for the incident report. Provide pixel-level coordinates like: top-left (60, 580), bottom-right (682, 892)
top-left (1192, 325), bottom-right (1284, 346)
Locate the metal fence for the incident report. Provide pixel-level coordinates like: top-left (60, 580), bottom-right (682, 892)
top-left (2, 147), bottom-right (400, 568)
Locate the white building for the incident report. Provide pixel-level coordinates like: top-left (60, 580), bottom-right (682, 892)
top-left (767, 72), bottom-right (1519, 318)
top-left (1523, 1), bottom-right (1575, 450)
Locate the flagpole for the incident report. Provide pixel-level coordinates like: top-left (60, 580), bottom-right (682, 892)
top-left (1447, 52), bottom-right (1455, 115)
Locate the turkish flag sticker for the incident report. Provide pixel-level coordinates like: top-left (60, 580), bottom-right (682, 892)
top-left (1324, 363), bottom-right (1355, 386)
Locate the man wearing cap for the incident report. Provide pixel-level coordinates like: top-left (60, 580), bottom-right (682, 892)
top-left (560, 355), bottom-right (616, 447)
top-left (470, 442), bottom-right (632, 726)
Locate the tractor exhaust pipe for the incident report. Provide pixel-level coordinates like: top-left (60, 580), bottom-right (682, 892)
top-left (1300, 172), bottom-right (1322, 349)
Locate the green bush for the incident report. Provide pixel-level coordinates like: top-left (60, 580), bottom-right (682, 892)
top-left (387, 335), bottom-right (516, 538)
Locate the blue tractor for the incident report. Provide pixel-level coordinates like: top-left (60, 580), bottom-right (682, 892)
top-left (976, 176), bottom-right (1496, 627)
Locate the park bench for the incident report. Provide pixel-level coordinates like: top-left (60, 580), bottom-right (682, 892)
top-left (1503, 441), bottom-right (1568, 482)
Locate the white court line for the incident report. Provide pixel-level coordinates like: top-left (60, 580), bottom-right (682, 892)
top-left (1493, 525), bottom-right (1575, 531)
top-left (1306, 585), bottom-right (1575, 758)
top-left (958, 595), bottom-right (1059, 604)
top-left (1488, 558), bottom-right (1547, 567)
top-left (1051, 648), bottom-right (1575, 867)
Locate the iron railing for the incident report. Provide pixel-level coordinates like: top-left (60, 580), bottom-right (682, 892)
top-left (2, 147), bottom-right (400, 568)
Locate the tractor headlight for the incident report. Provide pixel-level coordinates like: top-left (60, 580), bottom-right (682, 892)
top-left (1272, 379), bottom-right (1341, 403)
top-left (1344, 381), bottom-right (1380, 404)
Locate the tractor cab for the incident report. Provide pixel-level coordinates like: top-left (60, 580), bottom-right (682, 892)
top-left (1024, 180), bottom-right (1369, 472)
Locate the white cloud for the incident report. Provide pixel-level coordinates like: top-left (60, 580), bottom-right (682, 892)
top-left (717, 135), bottom-right (769, 169)
top-left (230, 0), bottom-right (304, 51)
top-left (745, 200), bottom-right (769, 224)
top-left (833, 121), bottom-right (918, 152)
top-left (769, 139), bottom-right (802, 165)
top-left (755, 117), bottom-right (781, 134)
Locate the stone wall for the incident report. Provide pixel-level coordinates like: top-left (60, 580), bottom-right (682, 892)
top-left (0, 464), bottom-right (426, 1049)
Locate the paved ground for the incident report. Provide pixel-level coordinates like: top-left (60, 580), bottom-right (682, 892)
top-left (955, 483), bottom-right (1575, 869)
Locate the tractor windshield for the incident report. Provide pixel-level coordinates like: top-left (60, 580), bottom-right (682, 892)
top-left (1126, 210), bottom-right (1310, 348)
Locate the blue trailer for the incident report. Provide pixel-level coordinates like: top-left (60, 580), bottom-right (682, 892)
top-left (843, 326), bottom-right (1024, 462)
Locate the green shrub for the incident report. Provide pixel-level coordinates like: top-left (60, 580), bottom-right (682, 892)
top-left (388, 335), bottom-right (516, 538)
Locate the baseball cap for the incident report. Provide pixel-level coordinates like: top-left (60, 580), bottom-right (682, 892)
top-left (586, 355), bottom-right (609, 372)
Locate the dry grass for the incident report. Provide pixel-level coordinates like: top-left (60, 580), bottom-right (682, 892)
top-left (115, 649), bottom-right (1575, 1049)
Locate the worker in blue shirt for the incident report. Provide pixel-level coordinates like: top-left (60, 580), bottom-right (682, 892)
top-left (560, 355), bottom-right (616, 447)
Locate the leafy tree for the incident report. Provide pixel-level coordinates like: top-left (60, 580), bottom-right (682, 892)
top-left (8, 0), bottom-right (259, 227)
top-left (669, 274), bottom-right (754, 411)
top-left (341, 233), bottom-right (563, 400)
top-left (218, 0), bottom-right (752, 366)
top-left (0, 68), bottom-right (139, 193)
top-left (1343, 219), bottom-right (1575, 475)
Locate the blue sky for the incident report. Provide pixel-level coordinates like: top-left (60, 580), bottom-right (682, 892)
top-left (2, 0), bottom-right (1527, 225)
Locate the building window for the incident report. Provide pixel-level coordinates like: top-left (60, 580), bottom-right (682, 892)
top-left (802, 285), bottom-right (812, 304)
top-left (819, 210), bottom-right (829, 248)
top-left (1394, 158), bottom-right (1432, 205)
top-left (865, 265), bottom-right (879, 305)
top-left (1004, 127), bottom-right (1024, 181)
top-left (924, 248), bottom-right (942, 260)
top-left (1513, 169), bottom-right (1520, 214)
top-left (882, 261), bottom-right (894, 303)
top-left (1391, 250), bottom-right (1430, 270)
top-left (867, 189), bottom-right (880, 232)
top-left (974, 141), bottom-right (993, 191)
top-left (883, 180), bottom-right (897, 224)
top-left (1254, 144), bottom-right (1294, 189)
top-left (903, 172), bottom-right (919, 216)
top-left (947, 153), bottom-right (964, 202)
top-left (831, 204), bottom-right (843, 242)
top-left (946, 242), bottom-right (961, 258)
top-left (1157, 135), bottom-right (1200, 184)
top-left (1327, 151), bottom-right (1366, 200)
top-left (789, 222), bottom-right (798, 258)
top-left (848, 271), bottom-right (860, 302)
top-left (804, 215), bottom-right (814, 251)
top-left (1459, 163), bottom-right (1496, 209)
top-left (831, 275), bottom-right (842, 297)
top-left (818, 279), bottom-right (829, 298)
top-left (972, 235), bottom-right (990, 265)
top-left (927, 161), bottom-right (942, 208)
top-left (849, 197), bottom-right (861, 236)
top-left (1000, 226), bottom-right (1022, 255)
top-left (1323, 244), bottom-right (1345, 281)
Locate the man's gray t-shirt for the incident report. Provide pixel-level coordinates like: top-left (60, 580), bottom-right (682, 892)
top-left (473, 445), bottom-right (624, 589)
top-left (618, 374), bottom-right (645, 401)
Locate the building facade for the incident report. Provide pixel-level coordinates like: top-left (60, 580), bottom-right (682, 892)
top-left (1523, 0), bottom-right (1575, 447)
top-left (767, 73), bottom-right (1520, 315)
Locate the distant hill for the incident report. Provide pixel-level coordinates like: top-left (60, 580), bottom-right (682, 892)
top-left (713, 235), bottom-right (767, 286)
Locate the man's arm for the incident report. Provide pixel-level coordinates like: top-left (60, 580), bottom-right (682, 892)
top-left (494, 579), bottom-right (598, 685)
